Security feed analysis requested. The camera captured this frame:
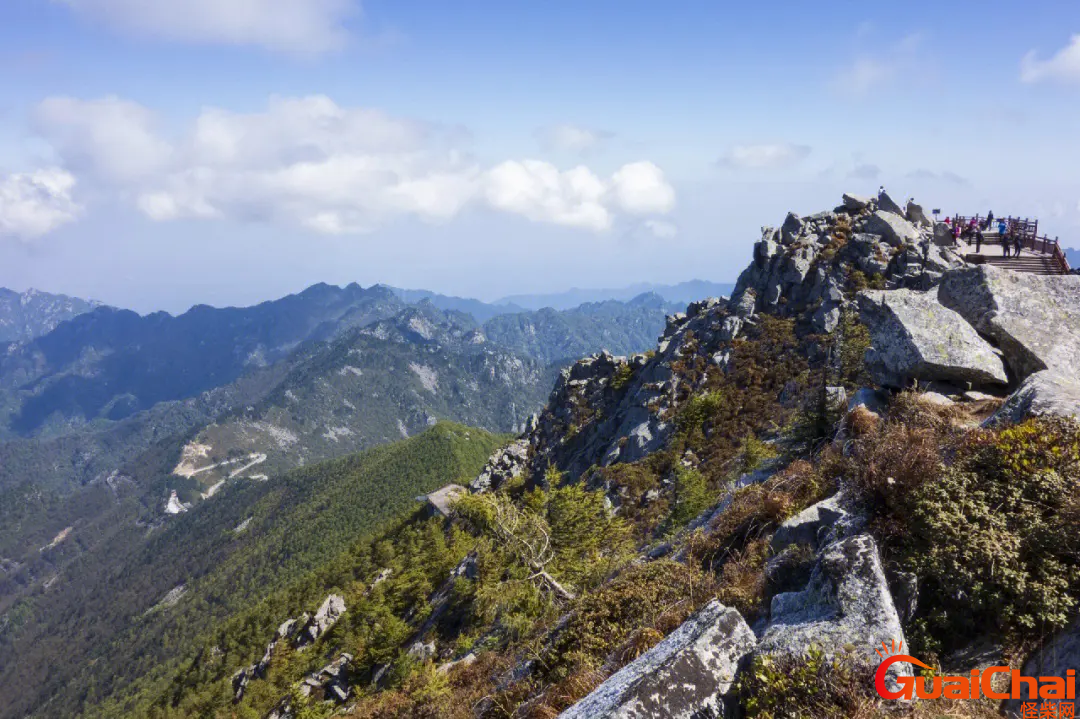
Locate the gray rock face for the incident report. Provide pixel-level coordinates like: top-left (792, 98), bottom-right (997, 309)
top-left (770, 491), bottom-right (863, 555)
top-left (877, 190), bottom-right (904, 215)
top-left (939, 265), bottom-right (1080, 380)
top-left (842, 193), bottom-right (872, 211)
top-left (861, 210), bottom-right (920, 247)
top-left (295, 594), bottom-right (346, 647)
top-left (781, 212), bottom-right (804, 245)
top-left (1003, 616), bottom-right (1080, 717)
top-left (906, 201), bottom-right (931, 227)
top-left (558, 600), bottom-right (756, 719)
top-left (858, 289), bottom-right (1008, 387)
top-left (469, 438), bottom-right (529, 492)
top-left (933, 222), bottom-right (955, 247)
top-left (757, 534), bottom-right (911, 688)
top-left (986, 369), bottom-right (1080, 426)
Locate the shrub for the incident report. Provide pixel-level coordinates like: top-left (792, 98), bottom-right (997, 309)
top-left (737, 645), bottom-right (867, 718)
top-left (669, 465), bottom-right (712, 526)
top-left (534, 560), bottom-right (718, 686)
top-left (610, 363), bottom-right (634, 391)
top-left (898, 419), bottom-right (1080, 651)
top-left (847, 416), bottom-right (1080, 654)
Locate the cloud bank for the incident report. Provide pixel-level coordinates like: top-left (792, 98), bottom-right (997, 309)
top-left (55, 0), bottom-right (357, 53)
top-left (26, 95), bottom-right (676, 236)
top-left (1021, 35), bottom-right (1080, 84)
top-left (717, 143), bottom-right (811, 170)
top-left (0, 169), bottom-right (82, 240)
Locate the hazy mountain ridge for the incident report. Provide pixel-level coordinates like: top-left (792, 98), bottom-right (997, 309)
top-left (495, 279), bottom-right (735, 310)
top-left (0, 287), bottom-right (104, 344)
top-left (0, 283), bottom-right (407, 439)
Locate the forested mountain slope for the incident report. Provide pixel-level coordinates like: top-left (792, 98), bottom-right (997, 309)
top-left (0, 423), bottom-right (508, 719)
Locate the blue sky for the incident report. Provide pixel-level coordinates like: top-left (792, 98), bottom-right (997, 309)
top-left (2, 0), bottom-right (1080, 313)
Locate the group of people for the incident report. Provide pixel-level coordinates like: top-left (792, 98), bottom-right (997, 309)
top-left (943, 211), bottom-right (1026, 257)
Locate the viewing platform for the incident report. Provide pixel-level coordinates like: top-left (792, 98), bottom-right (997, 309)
top-left (946, 215), bottom-right (1071, 276)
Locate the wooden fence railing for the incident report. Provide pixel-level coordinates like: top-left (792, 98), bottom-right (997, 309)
top-left (952, 215), bottom-right (1071, 274)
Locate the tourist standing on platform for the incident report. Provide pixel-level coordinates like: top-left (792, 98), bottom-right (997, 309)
top-left (987, 210), bottom-right (994, 229)
top-left (975, 227), bottom-right (984, 253)
top-left (1003, 229), bottom-right (1011, 257)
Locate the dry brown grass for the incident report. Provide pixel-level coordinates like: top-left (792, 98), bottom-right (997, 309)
top-left (845, 405), bottom-right (880, 438)
top-left (715, 537), bottom-right (769, 621)
top-left (888, 390), bottom-right (969, 433)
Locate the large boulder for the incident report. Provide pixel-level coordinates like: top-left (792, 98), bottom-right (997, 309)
top-left (780, 212), bottom-right (805, 245)
top-left (1003, 616), bottom-right (1080, 717)
top-left (842, 193), bottom-right (872, 211)
top-left (862, 210), bottom-right (920, 247)
top-left (939, 265), bottom-right (1080, 380)
top-left (877, 190), bottom-right (904, 215)
top-left (770, 491), bottom-right (864, 555)
top-left (756, 534), bottom-right (911, 689)
top-left (906, 200), bottom-right (931, 227)
top-left (986, 369), bottom-right (1080, 426)
top-left (858, 289), bottom-right (1008, 388)
top-left (558, 600), bottom-right (756, 719)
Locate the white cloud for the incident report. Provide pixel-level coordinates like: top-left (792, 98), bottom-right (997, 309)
top-left (34, 96), bottom-right (172, 182)
top-left (832, 32), bottom-right (925, 95)
top-left (905, 169), bottom-right (971, 187)
top-left (0, 168), bottom-right (82, 240)
top-left (1021, 35), bottom-right (1080, 84)
top-left (536, 124), bottom-right (613, 154)
top-left (643, 219), bottom-right (678, 240)
top-left (834, 58), bottom-right (891, 94)
top-left (717, 143), bottom-right (811, 170)
top-left (484, 161), bottom-right (611, 231)
top-left (54, 0), bottom-right (356, 54)
top-left (34, 95), bottom-right (677, 236)
top-left (848, 163), bottom-right (881, 180)
top-left (611, 162), bottom-right (676, 213)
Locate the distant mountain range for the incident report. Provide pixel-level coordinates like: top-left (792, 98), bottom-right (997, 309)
top-left (0, 288), bottom-right (104, 344)
top-left (1065, 247), bottom-right (1079, 270)
top-left (0, 278), bottom-right (683, 673)
top-left (494, 279), bottom-right (735, 310)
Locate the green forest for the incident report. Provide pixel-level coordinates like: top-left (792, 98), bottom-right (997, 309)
top-left (0, 422), bottom-right (508, 719)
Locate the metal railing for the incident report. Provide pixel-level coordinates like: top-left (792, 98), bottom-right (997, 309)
top-left (952, 215), bottom-right (1071, 274)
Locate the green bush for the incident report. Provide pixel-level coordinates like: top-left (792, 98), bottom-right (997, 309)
top-left (737, 645), bottom-right (866, 718)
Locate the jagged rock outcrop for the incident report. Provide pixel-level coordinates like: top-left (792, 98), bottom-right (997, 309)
top-left (876, 189), bottom-right (904, 216)
top-left (294, 594), bottom-right (346, 648)
top-left (558, 600), bottom-right (756, 719)
top-left (469, 438), bottom-right (529, 492)
top-left (299, 654), bottom-right (352, 702)
top-left (526, 300), bottom-right (734, 483)
top-left (857, 288), bottom-right (1008, 388)
top-left (986, 369), bottom-right (1080, 426)
top-left (905, 200), bottom-right (931, 228)
top-left (862, 210), bottom-right (919, 247)
top-left (757, 534), bottom-right (911, 689)
top-left (940, 265), bottom-right (1080, 380)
